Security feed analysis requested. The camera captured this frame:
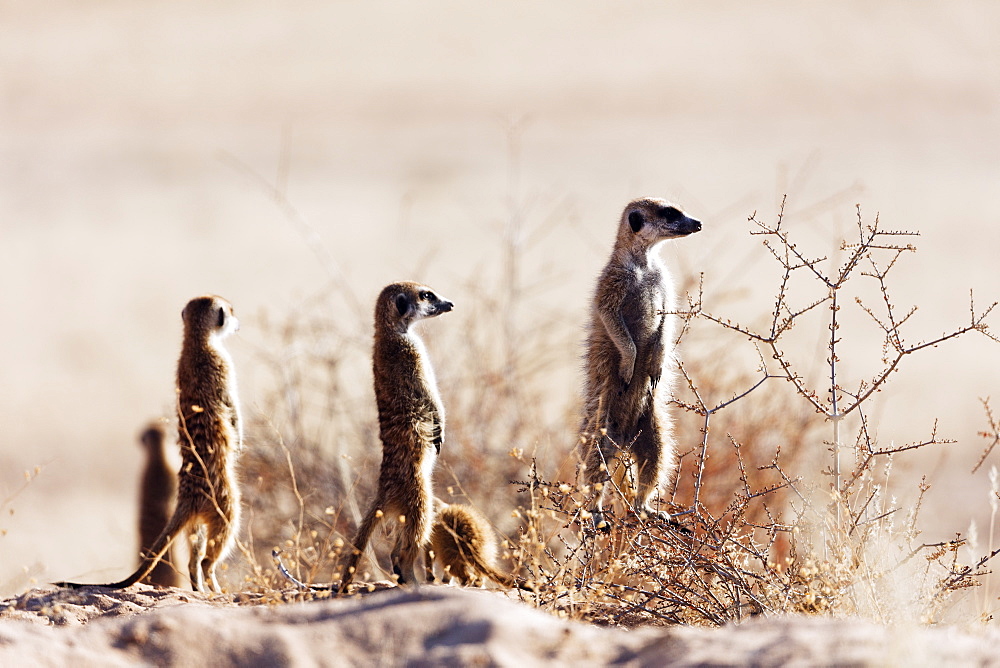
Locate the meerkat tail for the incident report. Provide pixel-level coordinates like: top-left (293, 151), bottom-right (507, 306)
top-left (338, 504), bottom-right (383, 594)
top-left (54, 511), bottom-right (190, 589)
top-left (466, 550), bottom-right (536, 592)
top-left (271, 549), bottom-right (335, 591)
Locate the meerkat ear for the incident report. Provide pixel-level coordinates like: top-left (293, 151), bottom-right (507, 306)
top-left (628, 210), bottom-right (644, 233)
top-left (395, 293), bottom-right (410, 317)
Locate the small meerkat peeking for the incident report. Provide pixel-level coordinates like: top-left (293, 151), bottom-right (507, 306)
top-left (137, 420), bottom-right (181, 588)
top-left (425, 501), bottom-right (532, 590)
top-left (580, 198), bottom-right (701, 531)
top-left (338, 282), bottom-right (454, 594)
top-left (57, 295), bottom-right (243, 593)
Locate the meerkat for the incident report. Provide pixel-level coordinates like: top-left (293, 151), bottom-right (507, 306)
top-left (580, 197), bottom-right (701, 531)
top-left (425, 501), bottom-right (532, 590)
top-left (57, 295), bottom-right (243, 593)
top-left (137, 420), bottom-right (181, 588)
top-left (338, 281), bottom-right (453, 593)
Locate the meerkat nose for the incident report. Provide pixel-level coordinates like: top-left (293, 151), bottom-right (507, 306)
top-left (438, 301), bottom-right (454, 312)
top-left (684, 218), bottom-right (702, 234)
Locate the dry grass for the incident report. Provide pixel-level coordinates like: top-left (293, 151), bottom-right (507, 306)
top-left (219, 194), bottom-right (1000, 629)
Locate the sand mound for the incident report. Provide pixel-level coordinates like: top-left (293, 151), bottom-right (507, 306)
top-left (2, 585), bottom-right (999, 666)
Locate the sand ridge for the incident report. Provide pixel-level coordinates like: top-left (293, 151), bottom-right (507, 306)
top-left (2, 584), bottom-right (1000, 666)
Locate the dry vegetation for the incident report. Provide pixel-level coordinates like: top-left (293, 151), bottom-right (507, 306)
top-left (220, 192), bottom-right (1000, 629)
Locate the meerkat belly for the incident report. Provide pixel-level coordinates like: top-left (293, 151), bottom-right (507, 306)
top-left (623, 285), bottom-right (666, 359)
top-left (380, 418), bottom-right (437, 480)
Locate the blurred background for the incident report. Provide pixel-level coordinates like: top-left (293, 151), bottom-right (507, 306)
top-left (2, 0), bottom-right (998, 595)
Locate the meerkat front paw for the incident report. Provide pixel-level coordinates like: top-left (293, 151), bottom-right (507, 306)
top-left (650, 370), bottom-right (661, 390)
top-left (618, 357), bottom-right (635, 386)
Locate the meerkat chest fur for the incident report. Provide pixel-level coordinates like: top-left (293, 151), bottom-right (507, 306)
top-left (613, 254), bottom-right (675, 351)
top-left (373, 330), bottom-right (444, 459)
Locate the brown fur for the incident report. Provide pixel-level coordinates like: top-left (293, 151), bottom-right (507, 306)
top-left (338, 282), bottom-right (453, 593)
top-left (57, 295), bottom-right (243, 592)
top-left (425, 502), bottom-right (529, 590)
top-left (137, 421), bottom-right (181, 587)
top-left (580, 198), bottom-right (701, 530)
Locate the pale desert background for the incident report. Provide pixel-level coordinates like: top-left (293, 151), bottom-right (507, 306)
top-left (2, 0), bottom-right (999, 597)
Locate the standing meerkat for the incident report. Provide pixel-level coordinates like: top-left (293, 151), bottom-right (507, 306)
top-left (580, 198), bottom-right (701, 531)
top-left (137, 421), bottom-right (181, 588)
top-left (338, 282), bottom-right (454, 593)
top-left (425, 501), bottom-right (532, 590)
top-left (57, 295), bottom-right (243, 593)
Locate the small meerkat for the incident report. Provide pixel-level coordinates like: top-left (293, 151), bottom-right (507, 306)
top-left (425, 502), bottom-right (531, 590)
top-left (137, 421), bottom-right (181, 588)
top-left (338, 282), bottom-right (454, 593)
top-left (580, 198), bottom-right (701, 531)
top-left (57, 295), bottom-right (243, 593)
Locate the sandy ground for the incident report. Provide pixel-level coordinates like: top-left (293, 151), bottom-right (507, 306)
top-left (1, 584), bottom-right (999, 667)
top-left (2, 0), bottom-right (1000, 641)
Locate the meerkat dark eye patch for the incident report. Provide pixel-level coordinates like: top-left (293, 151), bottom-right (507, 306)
top-left (395, 293), bottom-right (410, 316)
top-left (658, 206), bottom-right (682, 223)
top-left (628, 210), bottom-right (645, 232)
top-left (419, 291), bottom-right (435, 301)
top-left (217, 307), bottom-right (226, 327)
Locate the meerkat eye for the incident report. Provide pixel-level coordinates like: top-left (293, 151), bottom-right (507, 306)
top-left (419, 291), bottom-right (435, 301)
top-left (395, 293), bottom-right (410, 316)
top-left (217, 306), bottom-right (226, 328)
top-left (628, 210), bottom-right (645, 233)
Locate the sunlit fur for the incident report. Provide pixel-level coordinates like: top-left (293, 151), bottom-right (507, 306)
top-left (580, 198), bottom-right (701, 530)
top-left (338, 282), bottom-right (454, 592)
top-left (57, 295), bottom-right (243, 593)
top-left (425, 502), bottom-right (525, 589)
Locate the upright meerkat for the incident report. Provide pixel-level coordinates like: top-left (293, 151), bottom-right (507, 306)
top-left (57, 295), bottom-right (243, 593)
top-left (338, 282), bottom-right (453, 594)
top-left (425, 501), bottom-right (531, 590)
top-left (137, 421), bottom-right (181, 588)
top-left (580, 197), bottom-right (701, 531)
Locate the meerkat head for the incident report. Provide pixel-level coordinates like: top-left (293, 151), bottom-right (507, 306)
top-left (140, 421), bottom-right (167, 451)
top-left (181, 295), bottom-right (239, 341)
top-left (378, 281), bottom-right (454, 333)
top-left (620, 197), bottom-right (701, 250)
